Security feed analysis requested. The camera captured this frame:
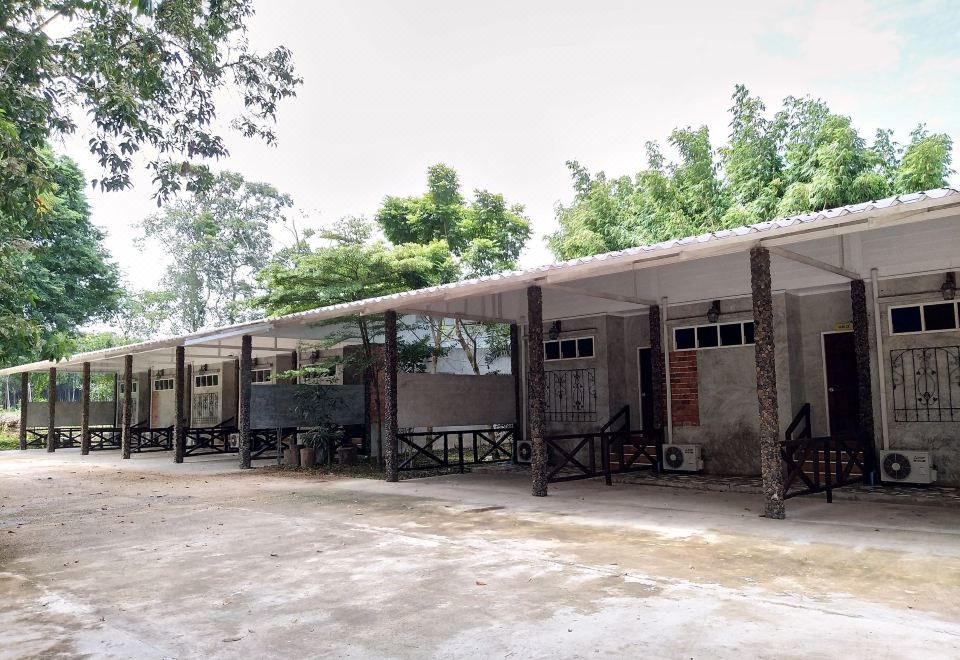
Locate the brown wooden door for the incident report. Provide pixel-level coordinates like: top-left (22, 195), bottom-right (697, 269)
top-left (638, 348), bottom-right (654, 431)
top-left (823, 332), bottom-right (858, 438)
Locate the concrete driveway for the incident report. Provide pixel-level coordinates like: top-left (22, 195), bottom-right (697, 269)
top-left (2, 450), bottom-right (960, 659)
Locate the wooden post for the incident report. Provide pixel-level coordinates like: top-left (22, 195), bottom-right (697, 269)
top-left (80, 362), bottom-right (91, 455)
top-left (46, 367), bottom-right (56, 452)
top-left (648, 304), bottom-right (666, 434)
top-left (527, 286), bottom-right (548, 497)
top-left (121, 355), bottom-right (133, 459)
top-left (174, 347), bottom-right (186, 463)
top-left (18, 372), bottom-right (28, 450)
top-left (510, 324), bottom-right (523, 444)
top-left (238, 335), bottom-right (253, 469)
top-left (750, 247), bottom-right (785, 519)
top-left (384, 310), bottom-right (399, 483)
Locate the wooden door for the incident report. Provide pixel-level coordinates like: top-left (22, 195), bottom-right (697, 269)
top-left (823, 332), bottom-right (859, 438)
top-left (637, 348), bottom-right (654, 431)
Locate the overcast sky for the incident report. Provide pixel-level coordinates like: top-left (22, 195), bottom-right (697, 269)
top-left (59, 0), bottom-right (960, 291)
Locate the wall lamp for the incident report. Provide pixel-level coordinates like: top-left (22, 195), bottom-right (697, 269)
top-left (707, 300), bottom-right (721, 324)
top-left (548, 321), bottom-right (562, 340)
top-left (941, 272), bottom-right (956, 301)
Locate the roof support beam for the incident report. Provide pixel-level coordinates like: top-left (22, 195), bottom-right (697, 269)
top-left (399, 307), bottom-right (516, 325)
top-left (542, 283), bottom-right (656, 307)
top-left (766, 245), bottom-right (860, 280)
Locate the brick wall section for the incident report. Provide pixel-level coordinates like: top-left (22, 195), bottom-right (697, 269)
top-left (669, 351), bottom-right (700, 426)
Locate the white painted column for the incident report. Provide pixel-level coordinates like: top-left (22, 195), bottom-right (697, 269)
top-left (870, 268), bottom-right (891, 449)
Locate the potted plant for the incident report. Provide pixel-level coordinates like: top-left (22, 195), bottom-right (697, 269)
top-left (299, 424), bottom-right (342, 468)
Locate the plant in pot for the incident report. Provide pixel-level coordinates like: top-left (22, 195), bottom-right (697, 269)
top-left (299, 423), bottom-right (342, 469)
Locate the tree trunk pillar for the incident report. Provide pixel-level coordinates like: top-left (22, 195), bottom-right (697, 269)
top-left (46, 367), bottom-right (57, 452)
top-left (851, 279), bottom-right (876, 471)
top-left (121, 355), bottom-right (133, 459)
top-left (18, 372), bottom-right (28, 450)
top-left (510, 324), bottom-right (523, 444)
top-left (384, 310), bottom-right (399, 483)
top-left (527, 286), bottom-right (548, 497)
top-left (174, 346), bottom-right (186, 463)
top-left (81, 362), bottom-right (91, 455)
top-left (750, 247), bottom-right (785, 519)
top-left (238, 335), bottom-right (253, 469)
top-left (649, 304), bottom-right (666, 434)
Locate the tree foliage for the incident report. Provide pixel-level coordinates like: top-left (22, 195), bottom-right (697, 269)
top-left (376, 164), bottom-right (531, 374)
top-left (0, 155), bottom-right (119, 366)
top-left (548, 85), bottom-right (954, 260)
top-left (138, 170), bottom-right (292, 333)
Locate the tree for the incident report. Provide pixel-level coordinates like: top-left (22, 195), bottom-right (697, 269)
top-left (138, 170), bottom-right (293, 333)
top-left (257, 216), bottom-right (457, 458)
top-left (0, 154), bottom-right (119, 366)
top-left (376, 164), bottom-right (531, 373)
top-left (1, 1), bottom-right (300, 360)
top-left (549, 85), bottom-right (954, 260)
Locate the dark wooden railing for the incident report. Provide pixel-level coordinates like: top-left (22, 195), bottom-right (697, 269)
top-left (545, 406), bottom-right (662, 484)
top-left (183, 418), bottom-right (237, 456)
top-left (781, 434), bottom-right (870, 502)
top-left (397, 426), bottom-right (516, 472)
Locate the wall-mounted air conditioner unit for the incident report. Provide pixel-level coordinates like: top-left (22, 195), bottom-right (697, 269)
top-left (515, 438), bottom-right (533, 464)
top-left (880, 450), bottom-right (937, 485)
top-left (662, 444), bottom-right (703, 472)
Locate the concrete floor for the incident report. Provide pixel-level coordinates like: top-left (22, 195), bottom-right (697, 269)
top-left (2, 450), bottom-right (960, 659)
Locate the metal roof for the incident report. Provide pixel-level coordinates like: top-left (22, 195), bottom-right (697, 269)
top-left (3, 187), bottom-right (959, 375)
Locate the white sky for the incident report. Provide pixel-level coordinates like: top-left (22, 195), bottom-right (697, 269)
top-left (58, 0), bottom-right (960, 291)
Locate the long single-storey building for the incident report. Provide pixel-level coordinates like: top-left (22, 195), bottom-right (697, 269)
top-left (3, 189), bottom-right (959, 518)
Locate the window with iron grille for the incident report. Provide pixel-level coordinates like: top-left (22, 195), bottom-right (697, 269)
top-left (890, 346), bottom-right (960, 422)
top-left (545, 368), bottom-right (598, 422)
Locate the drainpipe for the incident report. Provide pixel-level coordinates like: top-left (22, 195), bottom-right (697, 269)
top-left (661, 297), bottom-right (673, 445)
top-left (870, 268), bottom-right (890, 450)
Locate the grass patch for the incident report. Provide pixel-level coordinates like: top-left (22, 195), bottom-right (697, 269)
top-left (0, 430), bottom-right (20, 451)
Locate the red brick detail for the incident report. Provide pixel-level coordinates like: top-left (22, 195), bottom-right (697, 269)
top-left (669, 351), bottom-right (699, 427)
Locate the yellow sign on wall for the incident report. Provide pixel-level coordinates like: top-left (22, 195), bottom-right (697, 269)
top-left (835, 321), bottom-right (853, 331)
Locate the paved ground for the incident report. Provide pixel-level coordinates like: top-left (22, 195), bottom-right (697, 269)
top-left (2, 450), bottom-right (960, 659)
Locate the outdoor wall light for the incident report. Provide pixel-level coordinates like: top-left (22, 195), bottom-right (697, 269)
top-left (548, 321), bottom-right (562, 340)
top-left (707, 300), bottom-right (721, 323)
top-left (941, 272), bottom-right (956, 301)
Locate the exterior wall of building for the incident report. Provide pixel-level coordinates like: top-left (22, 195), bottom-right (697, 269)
top-left (877, 273), bottom-right (960, 485)
top-left (397, 373), bottom-right (516, 428)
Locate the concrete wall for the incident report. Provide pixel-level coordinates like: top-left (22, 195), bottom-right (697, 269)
top-left (250, 384), bottom-right (365, 428)
top-left (397, 373), bottom-right (516, 428)
top-left (27, 401), bottom-right (115, 427)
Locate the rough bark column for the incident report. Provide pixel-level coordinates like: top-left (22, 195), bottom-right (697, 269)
top-left (527, 286), bottom-right (548, 497)
top-left (80, 362), bottom-right (91, 455)
top-left (18, 372), bottom-right (28, 450)
top-left (173, 347), bottom-right (186, 463)
top-left (384, 310), bottom-right (399, 483)
top-left (121, 354), bottom-right (133, 459)
top-left (750, 247), bottom-right (785, 519)
top-left (238, 335), bottom-right (253, 469)
top-left (46, 367), bottom-right (57, 452)
top-left (850, 280), bottom-right (874, 440)
top-left (510, 324), bottom-right (523, 443)
top-left (648, 304), bottom-right (666, 433)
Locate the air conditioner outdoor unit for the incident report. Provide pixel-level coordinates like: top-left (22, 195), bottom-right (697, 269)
top-left (515, 438), bottom-right (533, 465)
top-left (662, 444), bottom-right (703, 472)
top-left (880, 450), bottom-right (937, 485)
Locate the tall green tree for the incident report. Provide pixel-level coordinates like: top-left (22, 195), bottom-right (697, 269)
top-left (0, 155), bottom-right (119, 366)
top-left (138, 171), bottom-right (292, 333)
top-left (549, 85), bottom-right (954, 260)
top-left (1, 0), bottom-right (300, 359)
top-left (376, 164), bottom-right (531, 373)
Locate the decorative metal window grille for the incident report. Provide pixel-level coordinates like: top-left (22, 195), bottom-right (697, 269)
top-left (545, 368), bottom-right (597, 422)
top-left (890, 346), bottom-right (960, 422)
top-left (192, 392), bottom-right (220, 426)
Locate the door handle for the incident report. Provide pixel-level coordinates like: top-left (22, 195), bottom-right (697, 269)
top-left (828, 387), bottom-right (835, 393)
